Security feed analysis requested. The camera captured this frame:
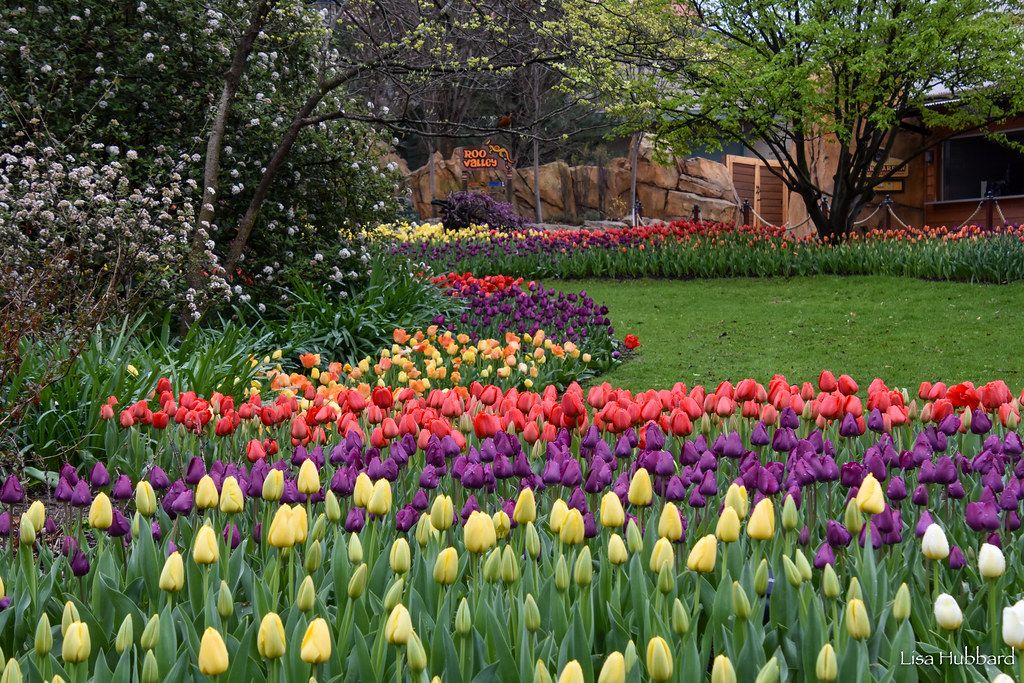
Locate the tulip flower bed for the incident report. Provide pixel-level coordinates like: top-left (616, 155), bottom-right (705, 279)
top-left (2, 371), bottom-right (1024, 682)
top-left (381, 221), bottom-right (1024, 283)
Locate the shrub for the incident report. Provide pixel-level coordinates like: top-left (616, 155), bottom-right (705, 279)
top-left (440, 191), bottom-right (527, 231)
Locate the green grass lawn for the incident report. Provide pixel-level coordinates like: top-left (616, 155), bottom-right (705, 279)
top-left (554, 276), bottom-right (1024, 391)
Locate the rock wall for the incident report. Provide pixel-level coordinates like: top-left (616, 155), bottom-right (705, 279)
top-left (407, 147), bottom-right (739, 224)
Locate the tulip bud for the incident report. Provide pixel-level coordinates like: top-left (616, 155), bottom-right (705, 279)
top-left (514, 488), bottom-right (537, 525)
top-left (483, 547), bottom-right (501, 582)
top-left (846, 598), bottom-right (871, 640)
top-left (747, 498), bottom-right (775, 540)
top-left (893, 582), bottom-right (911, 622)
top-left (89, 492), bottom-right (113, 530)
top-left (455, 598), bottom-right (472, 636)
top-left (716, 507), bottom-right (740, 543)
top-left (493, 510), bottom-right (511, 540)
top-left (325, 491), bottom-right (341, 523)
top-left (0, 659), bottom-right (20, 683)
top-left (934, 593), bottom-right (963, 631)
top-left (407, 632), bottom-right (428, 672)
top-left (555, 554), bottom-right (570, 592)
top-left (732, 581), bottom-right (752, 620)
top-left (465, 511), bottom-right (497, 554)
top-left (502, 545), bottom-right (521, 585)
top-left (781, 495), bottom-right (799, 532)
top-left (62, 621), bottom-right (91, 663)
top-left (131, 511), bottom-right (142, 539)
top-left (159, 552), bottom-right (184, 593)
top-left (685, 534), bottom-right (716, 573)
top-left (217, 581), bottom-right (233, 619)
top-left (574, 546), bottom-right (593, 587)
top-left (296, 575), bottom-right (316, 612)
top-left (258, 612), bottom-right (286, 660)
top-left (754, 559), bottom-right (770, 596)
top-left (140, 614), bottom-right (160, 650)
top-left (18, 513), bottom-right (35, 546)
top-left (136, 481), bottom-right (157, 517)
top-left (348, 563), bottom-right (368, 599)
top-left (524, 594), bottom-right (541, 633)
top-left (348, 533), bottom-right (363, 564)
top-left (431, 495), bottom-right (454, 532)
top-left (815, 643), bottom-right (837, 681)
top-left (434, 547), bottom-right (459, 585)
top-left (782, 555), bottom-right (802, 587)
top-left (385, 604), bottom-right (413, 645)
top-left (646, 636), bottom-right (673, 681)
top-left (383, 577), bottom-right (404, 612)
top-left (843, 499), bottom-right (863, 535)
top-left (196, 476), bottom-right (219, 510)
top-left (192, 524), bottom-right (219, 565)
top-left (608, 534), bottom-right (628, 565)
top-left (34, 613), bottom-right (53, 656)
top-left (921, 523), bottom-right (950, 561)
top-left (626, 519), bottom-right (643, 553)
top-left (415, 513), bottom-right (434, 547)
top-left (300, 618), bottom-right (331, 663)
top-left (525, 522), bottom-right (541, 559)
top-left (846, 576), bottom-right (863, 602)
top-left (711, 655), bottom-right (736, 683)
top-left (658, 502), bottom-right (683, 541)
top-left (311, 514), bottom-right (327, 542)
top-left (533, 660), bottom-right (553, 683)
top-left (115, 614), bottom-right (133, 654)
top-left (305, 540), bottom-right (322, 573)
top-left (262, 469), bottom-right (284, 502)
top-left (794, 549), bottom-right (812, 581)
top-left (390, 538), bottom-right (411, 574)
top-left (754, 657), bottom-right (780, 683)
top-left (141, 650), bottom-right (159, 683)
top-left (671, 598), bottom-right (690, 635)
top-left (598, 651), bottom-right (626, 683)
top-left (979, 542), bottom-right (1005, 578)
top-left (657, 564), bottom-right (674, 595)
top-left (822, 564), bottom-right (841, 599)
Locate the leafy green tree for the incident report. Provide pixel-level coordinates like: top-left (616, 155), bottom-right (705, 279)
top-left (568, 0), bottom-right (1024, 238)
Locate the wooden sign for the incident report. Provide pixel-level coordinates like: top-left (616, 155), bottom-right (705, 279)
top-left (459, 140), bottom-right (515, 174)
top-left (875, 179), bottom-right (904, 193)
top-left (872, 157), bottom-right (909, 178)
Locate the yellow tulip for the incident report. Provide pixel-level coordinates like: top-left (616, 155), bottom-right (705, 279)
top-left (715, 506), bottom-right (740, 542)
top-left (136, 481), bottom-right (157, 517)
top-left (159, 551), bottom-right (184, 592)
top-left (257, 612), bottom-right (286, 660)
top-left (747, 498), bottom-right (775, 540)
top-left (198, 627), bottom-right (229, 675)
top-left (390, 538), bottom-right (411, 574)
top-left (549, 499), bottom-right (569, 533)
top-left (385, 604), bottom-right (413, 644)
top-left (558, 660), bottom-right (585, 683)
top-left (195, 475), bottom-right (219, 510)
top-left (353, 472), bottom-right (373, 507)
top-left (608, 534), bottom-right (628, 565)
top-left (26, 500), bottom-right (45, 533)
top-left (218, 476), bottom-right (244, 514)
top-left (434, 547), bottom-right (459, 585)
top-left (268, 505), bottom-right (296, 549)
top-left (816, 643), bottom-right (837, 681)
top-left (366, 479), bottom-right (392, 516)
top-left (628, 468), bottom-right (653, 506)
top-left (559, 508), bottom-right (585, 545)
top-left (855, 473), bottom-right (884, 514)
top-left (724, 483), bottom-right (748, 519)
top-left (646, 636), bottom-right (673, 681)
top-left (686, 534), bottom-right (718, 573)
top-left (192, 524), bottom-right (220, 565)
top-left (711, 655), bottom-right (736, 683)
top-left (493, 510), bottom-right (511, 539)
top-left (300, 618), bottom-right (332, 663)
top-left (297, 459), bottom-right (320, 495)
top-left (658, 502), bottom-right (683, 541)
top-left (513, 488), bottom-right (536, 524)
top-left (291, 504), bottom-right (308, 544)
top-left (846, 598), bottom-right (871, 640)
top-left (88, 492), bottom-right (112, 530)
top-left (649, 537), bottom-right (674, 574)
top-left (430, 495), bottom-right (454, 531)
top-left (262, 469), bottom-right (284, 502)
top-left (464, 511), bottom-right (497, 554)
top-left (599, 492), bottom-right (625, 528)
top-left (62, 622), bottom-right (91, 664)
top-left (598, 651), bottom-right (626, 683)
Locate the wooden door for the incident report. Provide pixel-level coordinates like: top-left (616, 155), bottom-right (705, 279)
top-left (726, 155), bottom-right (789, 227)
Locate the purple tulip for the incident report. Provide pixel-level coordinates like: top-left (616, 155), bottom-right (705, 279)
top-left (90, 462), bottom-right (110, 488)
top-left (0, 475), bottom-right (24, 504)
top-left (70, 549), bottom-right (90, 577)
top-left (814, 543), bottom-right (835, 568)
top-left (965, 501), bottom-right (1000, 531)
top-left (948, 546), bottom-right (965, 569)
top-left (344, 508), bottom-right (365, 532)
top-left (111, 475), bottom-right (133, 500)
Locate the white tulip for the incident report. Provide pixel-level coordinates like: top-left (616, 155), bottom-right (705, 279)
top-left (934, 593), bottom-right (962, 631)
top-left (1003, 600), bottom-right (1024, 649)
top-left (921, 523), bottom-right (949, 561)
top-left (978, 543), bottom-right (1006, 578)
top-left (992, 674), bottom-right (1014, 683)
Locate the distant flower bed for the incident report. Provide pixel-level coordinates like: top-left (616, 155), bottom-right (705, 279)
top-left (382, 221), bottom-right (1024, 283)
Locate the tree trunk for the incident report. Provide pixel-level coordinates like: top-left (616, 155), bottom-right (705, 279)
top-left (532, 63), bottom-right (543, 224)
top-left (182, 0), bottom-right (273, 331)
top-left (427, 139), bottom-right (437, 218)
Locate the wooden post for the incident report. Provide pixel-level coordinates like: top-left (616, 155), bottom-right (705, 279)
top-left (882, 195), bottom-right (892, 232)
top-left (741, 199), bottom-right (751, 226)
top-left (985, 190), bottom-right (995, 231)
top-left (691, 204), bottom-right (701, 222)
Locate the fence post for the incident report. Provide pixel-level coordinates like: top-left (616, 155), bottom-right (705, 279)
top-left (691, 204), bottom-right (702, 222)
top-left (882, 194), bottom-right (892, 232)
top-left (985, 190), bottom-right (995, 231)
top-left (741, 199), bottom-right (751, 226)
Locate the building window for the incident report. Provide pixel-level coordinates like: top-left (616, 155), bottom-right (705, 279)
top-left (942, 130), bottom-right (1024, 200)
